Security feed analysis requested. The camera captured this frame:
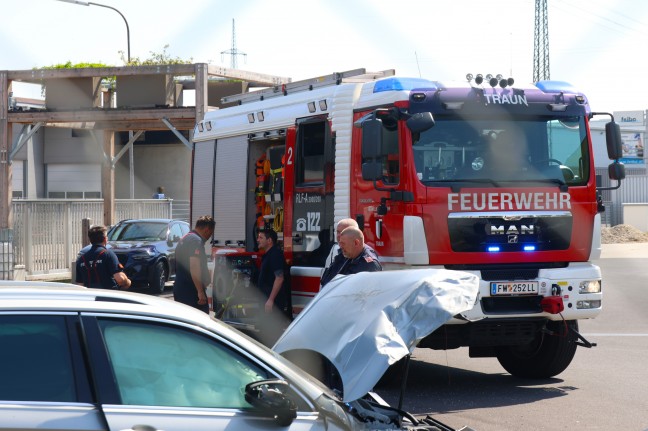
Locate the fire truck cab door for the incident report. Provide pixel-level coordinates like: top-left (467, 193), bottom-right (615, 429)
top-left (290, 117), bottom-right (335, 265)
top-left (354, 114), bottom-right (404, 258)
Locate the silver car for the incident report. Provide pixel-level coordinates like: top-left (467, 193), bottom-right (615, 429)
top-left (0, 270), bottom-right (477, 431)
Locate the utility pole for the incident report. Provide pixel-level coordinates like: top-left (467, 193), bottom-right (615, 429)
top-left (533, 0), bottom-right (550, 82)
top-left (220, 19), bottom-right (247, 69)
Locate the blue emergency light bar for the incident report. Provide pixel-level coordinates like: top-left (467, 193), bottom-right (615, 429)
top-left (534, 80), bottom-right (581, 94)
top-left (373, 77), bottom-right (437, 93)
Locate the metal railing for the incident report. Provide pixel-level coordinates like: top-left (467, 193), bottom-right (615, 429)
top-left (6, 199), bottom-right (175, 280)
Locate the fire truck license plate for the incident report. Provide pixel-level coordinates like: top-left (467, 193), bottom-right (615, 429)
top-left (490, 281), bottom-right (539, 295)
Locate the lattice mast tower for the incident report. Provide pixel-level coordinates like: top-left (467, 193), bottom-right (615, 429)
top-left (221, 19), bottom-right (247, 69)
top-left (533, 0), bottom-right (550, 82)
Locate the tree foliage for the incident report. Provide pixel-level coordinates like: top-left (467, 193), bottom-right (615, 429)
top-left (39, 61), bottom-right (113, 69)
top-left (35, 46), bottom-right (193, 96)
top-left (120, 44), bottom-right (193, 66)
top-left (37, 45), bottom-right (193, 69)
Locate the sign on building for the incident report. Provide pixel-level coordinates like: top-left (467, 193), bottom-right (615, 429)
top-left (615, 110), bottom-right (645, 126)
top-left (614, 111), bottom-right (645, 165)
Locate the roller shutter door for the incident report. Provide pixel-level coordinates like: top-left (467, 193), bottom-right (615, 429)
top-left (191, 140), bottom-right (216, 227)
top-left (213, 135), bottom-right (249, 245)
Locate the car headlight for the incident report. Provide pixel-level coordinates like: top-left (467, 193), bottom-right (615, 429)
top-left (132, 248), bottom-right (156, 260)
top-left (579, 280), bottom-right (601, 294)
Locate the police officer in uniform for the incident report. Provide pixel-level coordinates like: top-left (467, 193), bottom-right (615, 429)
top-left (320, 226), bottom-right (381, 287)
top-left (76, 225), bottom-right (131, 290)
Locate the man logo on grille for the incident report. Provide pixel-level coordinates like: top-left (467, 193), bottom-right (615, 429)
top-left (508, 235), bottom-right (519, 243)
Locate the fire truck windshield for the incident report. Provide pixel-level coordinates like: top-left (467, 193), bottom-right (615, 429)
top-left (412, 116), bottom-right (589, 186)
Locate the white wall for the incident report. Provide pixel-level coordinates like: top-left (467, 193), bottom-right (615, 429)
top-left (114, 143), bottom-right (191, 200)
top-left (11, 162), bottom-right (23, 196)
top-left (47, 164), bottom-right (101, 194)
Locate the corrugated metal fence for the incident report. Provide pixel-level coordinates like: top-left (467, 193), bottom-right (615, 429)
top-left (0, 199), bottom-right (188, 281)
top-left (597, 168), bottom-right (648, 226)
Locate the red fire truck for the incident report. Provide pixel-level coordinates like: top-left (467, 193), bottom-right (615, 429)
top-left (191, 69), bottom-right (624, 378)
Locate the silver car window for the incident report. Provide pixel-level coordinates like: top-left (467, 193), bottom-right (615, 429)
top-left (169, 223), bottom-right (183, 241)
top-left (98, 319), bottom-right (270, 408)
top-left (0, 316), bottom-right (76, 402)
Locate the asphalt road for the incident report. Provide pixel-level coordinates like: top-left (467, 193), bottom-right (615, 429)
top-left (374, 243), bottom-right (648, 431)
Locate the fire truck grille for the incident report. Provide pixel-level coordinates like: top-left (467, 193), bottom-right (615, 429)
top-left (481, 295), bottom-right (544, 314)
top-left (446, 262), bottom-right (568, 281)
top-left (469, 320), bottom-right (542, 345)
top-left (448, 213), bottom-right (572, 252)
top-left (481, 268), bottom-right (538, 280)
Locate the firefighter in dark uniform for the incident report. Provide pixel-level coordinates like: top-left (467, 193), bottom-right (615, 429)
top-left (255, 228), bottom-right (289, 346)
top-left (76, 225), bottom-right (131, 290)
top-left (320, 226), bottom-right (381, 287)
top-left (314, 225), bottom-right (381, 394)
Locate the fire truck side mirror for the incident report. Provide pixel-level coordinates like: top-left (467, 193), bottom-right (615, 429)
top-left (361, 118), bottom-right (385, 159)
top-left (608, 161), bottom-right (625, 181)
top-left (605, 121), bottom-right (623, 160)
top-left (406, 112), bottom-right (435, 133)
top-left (362, 161), bottom-right (383, 181)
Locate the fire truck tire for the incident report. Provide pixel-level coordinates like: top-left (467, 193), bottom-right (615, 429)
top-left (495, 320), bottom-right (578, 379)
top-left (149, 261), bottom-right (167, 294)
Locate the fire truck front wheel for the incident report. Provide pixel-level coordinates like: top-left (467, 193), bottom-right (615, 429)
top-left (496, 320), bottom-right (578, 379)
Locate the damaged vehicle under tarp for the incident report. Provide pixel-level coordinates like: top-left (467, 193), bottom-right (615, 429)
top-left (273, 268), bottom-right (479, 430)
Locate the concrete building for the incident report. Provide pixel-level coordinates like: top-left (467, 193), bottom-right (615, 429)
top-left (1, 64), bottom-right (290, 228)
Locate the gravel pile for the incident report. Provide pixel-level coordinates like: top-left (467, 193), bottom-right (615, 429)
top-left (601, 224), bottom-right (648, 244)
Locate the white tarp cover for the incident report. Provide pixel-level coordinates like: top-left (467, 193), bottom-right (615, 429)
top-left (273, 269), bottom-right (479, 402)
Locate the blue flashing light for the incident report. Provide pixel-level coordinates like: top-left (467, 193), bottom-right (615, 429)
top-left (523, 245), bottom-right (536, 251)
top-left (487, 246), bottom-right (501, 252)
top-left (535, 80), bottom-right (580, 94)
top-left (373, 77), bottom-right (437, 93)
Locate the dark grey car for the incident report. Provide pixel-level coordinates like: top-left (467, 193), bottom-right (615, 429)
top-left (107, 218), bottom-right (190, 293)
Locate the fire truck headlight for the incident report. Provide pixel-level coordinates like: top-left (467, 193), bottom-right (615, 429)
top-left (577, 300), bottom-right (601, 309)
top-left (579, 280), bottom-right (601, 294)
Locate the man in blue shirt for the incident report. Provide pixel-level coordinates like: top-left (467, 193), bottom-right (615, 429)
top-left (320, 226), bottom-right (381, 287)
top-left (256, 229), bottom-right (287, 313)
top-left (76, 225), bottom-right (131, 290)
top-left (255, 228), bottom-right (288, 346)
top-left (173, 215), bottom-right (215, 313)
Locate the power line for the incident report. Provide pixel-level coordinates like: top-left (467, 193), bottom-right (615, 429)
top-left (554, 1), bottom-right (648, 38)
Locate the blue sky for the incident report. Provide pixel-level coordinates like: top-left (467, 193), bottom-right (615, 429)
top-left (3, 0), bottom-right (648, 113)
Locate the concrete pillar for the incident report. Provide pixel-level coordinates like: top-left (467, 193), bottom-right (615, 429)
top-left (0, 72), bottom-right (13, 230)
top-left (102, 130), bottom-right (115, 226)
top-left (195, 63), bottom-right (208, 124)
